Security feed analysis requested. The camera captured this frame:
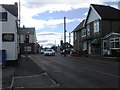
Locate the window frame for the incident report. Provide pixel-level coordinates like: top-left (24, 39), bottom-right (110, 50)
top-left (0, 12), bottom-right (7, 21)
top-left (87, 24), bottom-right (90, 36)
top-left (110, 38), bottom-right (120, 49)
top-left (81, 28), bottom-right (86, 38)
top-left (93, 20), bottom-right (99, 34)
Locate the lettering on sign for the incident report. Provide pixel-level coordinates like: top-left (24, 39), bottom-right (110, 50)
top-left (2, 33), bottom-right (14, 42)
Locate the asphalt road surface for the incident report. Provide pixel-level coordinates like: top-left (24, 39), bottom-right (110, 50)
top-left (30, 53), bottom-right (119, 88)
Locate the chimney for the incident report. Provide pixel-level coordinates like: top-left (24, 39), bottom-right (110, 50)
top-left (15, 2), bottom-right (18, 6)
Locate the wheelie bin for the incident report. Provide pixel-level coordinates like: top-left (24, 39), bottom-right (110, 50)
top-left (2, 50), bottom-right (7, 68)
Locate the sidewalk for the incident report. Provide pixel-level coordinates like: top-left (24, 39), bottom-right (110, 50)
top-left (71, 54), bottom-right (120, 62)
top-left (2, 55), bottom-right (60, 89)
top-left (2, 62), bottom-right (16, 89)
top-left (12, 55), bottom-right (60, 88)
top-left (68, 52), bottom-right (120, 62)
top-left (85, 55), bottom-right (120, 62)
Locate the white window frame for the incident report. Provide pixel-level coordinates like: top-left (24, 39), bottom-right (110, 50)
top-left (24, 46), bottom-right (31, 52)
top-left (81, 28), bottom-right (86, 37)
top-left (87, 24), bottom-right (90, 36)
top-left (83, 42), bottom-right (87, 51)
top-left (75, 32), bottom-right (77, 40)
top-left (110, 37), bottom-right (120, 49)
top-left (94, 20), bottom-right (99, 34)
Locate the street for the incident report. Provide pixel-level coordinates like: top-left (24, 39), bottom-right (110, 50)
top-left (2, 53), bottom-right (119, 89)
top-left (30, 53), bottom-right (119, 88)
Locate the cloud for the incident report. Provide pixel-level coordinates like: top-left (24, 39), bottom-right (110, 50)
top-left (36, 32), bottom-right (63, 46)
top-left (37, 40), bottom-right (48, 43)
top-left (1, 0), bottom-right (119, 47)
top-left (37, 33), bottom-right (57, 36)
top-left (36, 31), bottom-right (73, 47)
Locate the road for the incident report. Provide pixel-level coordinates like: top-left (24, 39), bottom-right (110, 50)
top-left (30, 53), bottom-right (119, 88)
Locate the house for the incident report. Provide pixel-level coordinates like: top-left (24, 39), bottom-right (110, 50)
top-left (18, 27), bottom-right (38, 54)
top-left (0, 3), bottom-right (20, 61)
top-left (72, 19), bottom-right (85, 54)
top-left (73, 4), bottom-right (120, 56)
top-left (103, 32), bottom-right (120, 57)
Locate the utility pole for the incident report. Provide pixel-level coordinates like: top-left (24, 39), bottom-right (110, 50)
top-left (64, 17), bottom-right (66, 43)
top-left (69, 32), bottom-right (71, 44)
top-left (18, 0), bottom-right (21, 59)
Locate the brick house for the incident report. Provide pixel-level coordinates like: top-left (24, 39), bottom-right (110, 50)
top-left (73, 4), bottom-right (120, 56)
top-left (18, 27), bottom-right (38, 54)
top-left (72, 19), bottom-right (86, 54)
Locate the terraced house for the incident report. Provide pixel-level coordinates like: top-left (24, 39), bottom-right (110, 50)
top-left (18, 27), bottom-right (39, 54)
top-left (73, 4), bottom-right (120, 57)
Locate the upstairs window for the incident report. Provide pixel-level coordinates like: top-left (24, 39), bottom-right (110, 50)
top-left (74, 32), bottom-right (77, 40)
top-left (94, 20), bottom-right (99, 34)
top-left (0, 12), bottom-right (7, 21)
top-left (83, 42), bottom-right (87, 51)
top-left (81, 28), bottom-right (86, 37)
top-left (87, 24), bottom-right (90, 36)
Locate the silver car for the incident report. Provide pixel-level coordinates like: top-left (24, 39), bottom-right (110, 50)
top-left (44, 49), bottom-right (55, 56)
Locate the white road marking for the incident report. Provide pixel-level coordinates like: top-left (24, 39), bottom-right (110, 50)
top-left (15, 74), bottom-right (43, 79)
top-left (85, 67), bottom-right (119, 79)
top-left (29, 55), bottom-right (59, 85)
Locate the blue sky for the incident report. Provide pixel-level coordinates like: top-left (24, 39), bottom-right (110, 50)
top-left (32, 8), bottom-right (88, 33)
top-left (0, 0), bottom-right (120, 47)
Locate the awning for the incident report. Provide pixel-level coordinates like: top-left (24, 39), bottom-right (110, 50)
top-left (91, 38), bottom-right (101, 45)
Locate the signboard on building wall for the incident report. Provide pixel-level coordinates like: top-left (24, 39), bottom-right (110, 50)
top-left (2, 33), bottom-right (14, 42)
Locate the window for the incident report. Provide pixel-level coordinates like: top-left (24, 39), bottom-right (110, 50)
top-left (81, 28), bottom-right (86, 37)
top-left (0, 12), bottom-right (7, 21)
top-left (110, 38), bottom-right (120, 49)
top-left (103, 41), bottom-right (107, 49)
top-left (24, 46), bottom-right (31, 52)
top-left (83, 42), bottom-right (87, 51)
top-left (74, 32), bottom-right (77, 40)
top-left (94, 20), bottom-right (99, 33)
top-left (87, 24), bottom-right (90, 36)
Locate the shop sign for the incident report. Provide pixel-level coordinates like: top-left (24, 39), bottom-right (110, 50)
top-left (2, 33), bottom-right (14, 42)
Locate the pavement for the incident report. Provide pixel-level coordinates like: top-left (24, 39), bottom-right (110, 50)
top-left (2, 55), bottom-right (60, 90)
top-left (82, 55), bottom-right (120, 62)
top-left (2, 62), bottom-right (16, 89)
top-left (70, 54), bottom-right (120, 62)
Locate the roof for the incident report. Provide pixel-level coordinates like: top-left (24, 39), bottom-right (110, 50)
top-left (103, 32), bottom-right (120, 39)
top-left (0, 3), bottom-right (18, 17)
top-left (72, 19), bottom-right (85, 32)
top-left (19, 27), bottom-right (35, 35)
top-left (91, 4), bottom-right (120, 20)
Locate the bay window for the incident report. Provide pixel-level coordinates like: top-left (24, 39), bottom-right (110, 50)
top-left (110, 38), bottom-right (120, 49)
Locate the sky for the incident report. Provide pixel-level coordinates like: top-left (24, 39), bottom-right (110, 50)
top-left (0, 0), bottom-right (120, 48)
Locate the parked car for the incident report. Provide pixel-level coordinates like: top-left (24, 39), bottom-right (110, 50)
top-left (40, 49), bottom-right (45, 54)
top-left (44, 49), bottom-right (55, 56)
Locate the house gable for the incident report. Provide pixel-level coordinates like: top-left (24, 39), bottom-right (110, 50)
top-left (0, 3), bottom-right (18, 17)
top-left (86, 5), bottom-right (101, 24)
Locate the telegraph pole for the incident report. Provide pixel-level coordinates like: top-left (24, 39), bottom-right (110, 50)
top-left (64, 17), bottom-right (66, 43)
top-left (69, 32), bottom-right (71, 44)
